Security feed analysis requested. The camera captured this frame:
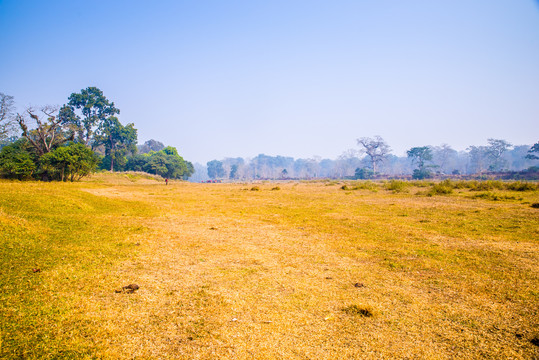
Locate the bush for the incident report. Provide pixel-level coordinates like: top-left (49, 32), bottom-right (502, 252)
top-left (505, 181), bottom-right (537, 191)
top-left (384, 180), bottom-right (409, 193)
top-left (428, 180), bottom-right (454, 196)
top-left (341, 181), bottom-right (378, 191)
top-left (412, 169), bottom-right (431, 180)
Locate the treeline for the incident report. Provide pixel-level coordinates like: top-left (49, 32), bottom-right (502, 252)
top-left (0, 89), bottom-right (194, 181)
top-left (203, 137), bottom-right (539, 181)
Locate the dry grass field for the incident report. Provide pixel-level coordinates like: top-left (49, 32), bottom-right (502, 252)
top-left (1, 174), bottom-right (538, 359)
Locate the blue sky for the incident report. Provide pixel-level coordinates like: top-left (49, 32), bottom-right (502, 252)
top-left (1, 0), bottom-right (538, 163)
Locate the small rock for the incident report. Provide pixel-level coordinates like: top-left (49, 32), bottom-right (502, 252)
top-left (354, 282), bottom-right (365, 288)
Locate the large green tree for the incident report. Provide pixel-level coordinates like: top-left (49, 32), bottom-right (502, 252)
top-left (40, 143), bottom-right (100, 181)
top-left (0, 139), bottom-right (36, 179)
top-left (207, 160), bottom-right (226, 179)
top-left (66, 87), bottom-right (120, 147)
top-left (407, 146), bottom-right (433, 179)
top-left (142, 147), bottom-right (194, 179)
top-left (94, 116), bottom-right (137, 171)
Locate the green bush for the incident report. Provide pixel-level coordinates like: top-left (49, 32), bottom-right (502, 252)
top-left (505, 181), bottom-right (537, 191)
top-left (384, 180), bottom-right (409, 193)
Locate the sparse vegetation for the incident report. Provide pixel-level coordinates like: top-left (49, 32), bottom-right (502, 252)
top-left (384, 179), bottom-right (410, 193)
top-left (1, 175), bottom-right (538, 358)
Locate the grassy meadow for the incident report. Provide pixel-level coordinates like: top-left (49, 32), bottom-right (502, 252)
top-left (1, 174), bottom-right (538, 359)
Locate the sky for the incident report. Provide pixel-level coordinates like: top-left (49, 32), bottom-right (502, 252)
top-left (1, 0), bottom-right (538, 163)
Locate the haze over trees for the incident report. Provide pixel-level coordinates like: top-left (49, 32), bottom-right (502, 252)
top-left (357, 136), bottom-right (391, 173)
top-left (202, 138), bottom-right (537, 181)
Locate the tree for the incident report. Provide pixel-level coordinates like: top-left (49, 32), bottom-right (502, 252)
top-left (0, 139), bottom-right (36, 179)
top-left (16, 106), bottom-right (73, 156)
top-left (230, 164), bottom-right (239, 179)
top-left (357, 136), bottom-right (391, 173)
top-left (486, 138), bottom-right (511, 171)
top-left (66, 87), bottom-right (120, 147)
top-left (143, 147), bottom-right (194, 179)
top-left (138, 139), bottom-right (165, 154)
top-left (94, 116), bottom-right (137, 171)
top-left (467, 145), bottom-right (489, 174)
top-left (407, 146), bottom-right (433, 179)
top-left (40, 143), bottom-right (99, 181)
top-left (432, 144), bottom-right (457, 174)
top-left (525, 142), bottom-right (539, 160)
top-left (0, 92), bottom-right (16, 141)
top-left (207, 160), bottom-right (226, 179)
top-left (354, 167), bottom-right (373, 179)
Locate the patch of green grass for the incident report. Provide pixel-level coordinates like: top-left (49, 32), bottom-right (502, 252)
top-left (0, 180), bottom-right (156, 358)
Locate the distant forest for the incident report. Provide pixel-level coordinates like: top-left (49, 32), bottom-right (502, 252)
top-left (1, 90), bottom-right (537, 182)
top-left (193, 137), bottom-right (539, 182)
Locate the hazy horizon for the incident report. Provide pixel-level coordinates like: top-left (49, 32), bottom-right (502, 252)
top-left (1, 0), bottom-right (538, 163)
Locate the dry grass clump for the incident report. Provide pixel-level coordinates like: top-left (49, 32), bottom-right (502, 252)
top-left (341, 181), bottom-right (378, 191)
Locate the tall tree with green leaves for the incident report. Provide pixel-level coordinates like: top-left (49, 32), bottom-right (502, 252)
top-left (207, 160), bottom-right (226, 179)
top-left (407, 146), bottom-right (433, 179)
top-left (66, 87), bottom-right (120, 147)
top-left (525, 141), bottom-right (539, 160)
top-left (94, 116), bottom-right (137, 171)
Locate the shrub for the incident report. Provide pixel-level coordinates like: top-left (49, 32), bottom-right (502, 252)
top-left (385, 180), bottom-right (409, 193)
top-left (428, 181), bottom-right (454, 196)
top-left (341, 181), bottom-right (378, 191)
top-left (505, 181), bottom-right (538, 191)
top-left (250, 186), bottom-right (260, 191)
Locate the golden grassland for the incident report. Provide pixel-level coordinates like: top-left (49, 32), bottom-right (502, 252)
top-left (1, 174), bottom-right (538, 359)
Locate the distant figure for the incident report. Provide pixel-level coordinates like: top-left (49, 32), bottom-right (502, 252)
top-left (165, 178), bottom-right (168, 185)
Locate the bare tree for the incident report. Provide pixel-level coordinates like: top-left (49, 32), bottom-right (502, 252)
top-left (16, 106), bottom-right (73, 156)
top-left (357, 136), bottom-right (391, 173)
top-left (0, 92), bottom-right (16, 140)
top-left (432, 144), bottom-right (457, 174)
top-left (486, 138), bottom-right (511, 171)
